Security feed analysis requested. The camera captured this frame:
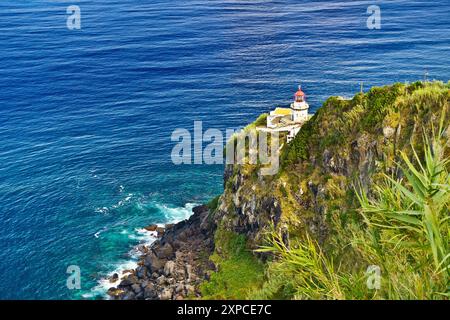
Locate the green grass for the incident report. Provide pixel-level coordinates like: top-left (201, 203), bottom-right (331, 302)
top-left (255, 231), bottom-right (347, 299)
top-left (200, 227), bottom-right (265, 299)
top-left (253, 113), bottom-right (268, 127)
top-left (282, 116), bottom-right (316, 165)
top-left (281, 81), bottom-right (450, 169)
top-left (207, 195), bottom-right (221, 213)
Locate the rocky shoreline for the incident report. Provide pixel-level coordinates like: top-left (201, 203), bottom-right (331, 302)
top-left (107, 205), bottom-right (216, 300)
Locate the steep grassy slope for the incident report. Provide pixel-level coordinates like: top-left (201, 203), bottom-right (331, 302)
top-left (203, 81), bottom-right (450, 299)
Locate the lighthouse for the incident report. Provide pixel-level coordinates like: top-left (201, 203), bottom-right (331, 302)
top-left (291, 85), bottom-right (309, 122)
top-left (265, 85), bottom-right (311, 138)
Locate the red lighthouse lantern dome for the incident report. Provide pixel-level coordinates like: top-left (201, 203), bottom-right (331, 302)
top-left (295, 89), bottom-right (305, 96)
top-left (294, 85), bottom-right (305, 102)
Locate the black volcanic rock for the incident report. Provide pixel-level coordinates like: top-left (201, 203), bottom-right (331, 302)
top-left (109, 204), bottom-right (216, 300)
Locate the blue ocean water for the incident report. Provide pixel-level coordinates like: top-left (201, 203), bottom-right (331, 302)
top-left (0, 0), bottom-right (449, 299)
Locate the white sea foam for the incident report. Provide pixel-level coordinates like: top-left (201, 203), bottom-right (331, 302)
top-left (85, 227), bottom-right (158, 299)
top-left (87, 201), bottom-right (197, 299)
top-left (156, 202), bottom-right (196, 223)
top-left (82, 259), bottom-right (138, 299)
top-left (94, 227), bottom-right (108, 239)
top-left (94, 193), bottom-right (134, 215)
top-left (95, 207), bottom-right (109, 214)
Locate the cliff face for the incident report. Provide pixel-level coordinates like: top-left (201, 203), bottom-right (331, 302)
top-left (207, 81), bottom-right (449, 299)
top-left (216, 82), bottom-right (449, 245)
top-left (111, 81), bottom-right (450, 300)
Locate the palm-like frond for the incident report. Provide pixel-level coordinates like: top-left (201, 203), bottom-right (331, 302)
top-left (356, 121), bottom-right (450, 296)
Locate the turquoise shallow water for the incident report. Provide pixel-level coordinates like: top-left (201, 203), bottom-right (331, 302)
top-left (0, 0), bottom-right (449, 299)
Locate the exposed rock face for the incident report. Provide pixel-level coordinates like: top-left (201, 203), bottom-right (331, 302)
top-left (108, 205), bottom-right (216, 300)
top-left (216, 165), bottom-right (284, 246)
top-left (214, 133), bottom-right (382, 248)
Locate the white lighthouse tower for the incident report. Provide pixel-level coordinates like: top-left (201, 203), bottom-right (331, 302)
top-left (291, 85), bottom-right (309, 123)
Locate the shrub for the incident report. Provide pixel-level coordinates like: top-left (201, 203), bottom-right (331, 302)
top-left (356, 118), bottom-right (450, 298)
top-left (207, 195), bottom-right (220, 213)
top-left (254, 231), bottom-right (347, 299)
top-left (200, 227), bottom-right (265, 299)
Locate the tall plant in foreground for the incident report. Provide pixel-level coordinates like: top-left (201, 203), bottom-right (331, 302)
top-left (255, 230), bottom-right (348, 299)
top-left (357, 118), bottom-right (450, 298)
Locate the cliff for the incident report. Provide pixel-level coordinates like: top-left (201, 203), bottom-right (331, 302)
top-left (110, 81), bottom-right (450, 300)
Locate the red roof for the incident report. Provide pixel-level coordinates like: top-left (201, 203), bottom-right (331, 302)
top-left (295, 90), bottom-right (305, 96)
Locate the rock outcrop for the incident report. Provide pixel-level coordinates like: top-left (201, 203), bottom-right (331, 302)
top-left (108, 205), bottom-right (216, 300)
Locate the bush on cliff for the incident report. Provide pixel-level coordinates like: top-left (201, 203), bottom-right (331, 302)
top-left (200, 226), bottom-right (265, 299)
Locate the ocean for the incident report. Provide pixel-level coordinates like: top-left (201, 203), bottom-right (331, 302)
top-left (0, 0), bottom-right (448, 299)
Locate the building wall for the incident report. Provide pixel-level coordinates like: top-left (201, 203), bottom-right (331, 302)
top-left (293, 109), bottom-right (308, 122)
top-left (267, 115), bottom-right (277, 128)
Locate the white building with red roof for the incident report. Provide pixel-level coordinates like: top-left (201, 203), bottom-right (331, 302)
top-left (263, 85), bottom-right (311, 142)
